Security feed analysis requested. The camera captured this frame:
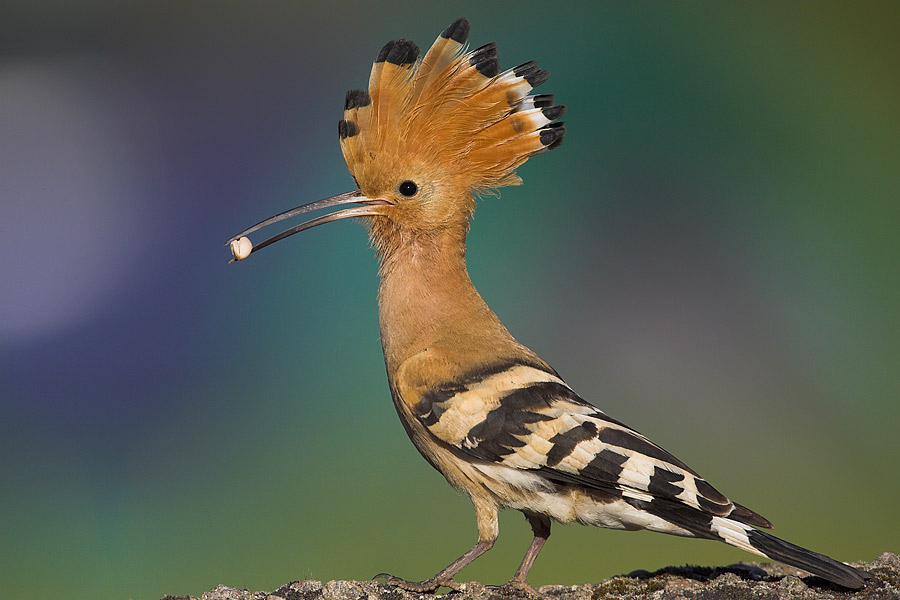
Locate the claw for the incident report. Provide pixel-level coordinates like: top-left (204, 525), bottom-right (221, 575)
top-left (486, 579), bottom-right (540, 597)
top-left (374, 572), bottom-right (461, 593)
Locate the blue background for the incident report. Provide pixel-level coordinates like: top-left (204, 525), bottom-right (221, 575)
top-left (2, 2), bottom-right (898, 599)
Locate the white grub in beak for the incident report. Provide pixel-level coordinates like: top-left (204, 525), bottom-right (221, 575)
top-left (229, 237), bottom-right (253, 261)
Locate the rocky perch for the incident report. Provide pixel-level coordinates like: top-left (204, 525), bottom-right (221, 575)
top-left (162, 552), bottom-right (899, 600)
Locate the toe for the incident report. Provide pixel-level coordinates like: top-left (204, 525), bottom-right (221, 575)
top-left (495, 579), bottom-right (540, 596)
top-left (374, 573), bottom-right (455, 593)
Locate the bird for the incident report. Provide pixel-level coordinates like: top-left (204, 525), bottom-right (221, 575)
top-left (227, 17), bottom-right (870, 593)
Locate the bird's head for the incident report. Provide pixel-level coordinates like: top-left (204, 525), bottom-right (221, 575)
top-left (228, 17), bottom-right (564, 264)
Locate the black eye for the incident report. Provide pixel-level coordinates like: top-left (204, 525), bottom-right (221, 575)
top-left (398, 180), bottom-right (418, 197)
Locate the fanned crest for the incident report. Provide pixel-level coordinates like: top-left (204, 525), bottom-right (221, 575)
top-left (338, 17), bottom-right (565, 194)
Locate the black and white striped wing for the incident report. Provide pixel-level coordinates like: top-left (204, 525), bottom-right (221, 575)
top-left (413, 361), bottom-right (770, 528)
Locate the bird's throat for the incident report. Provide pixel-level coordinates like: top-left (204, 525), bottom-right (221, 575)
top-left (376, 231), bottom-right (513, 375)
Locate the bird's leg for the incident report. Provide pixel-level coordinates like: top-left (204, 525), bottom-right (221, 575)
top-left (500, 512), bottom-right (552, 595)
top-left (376, 538), bottom-right (495, 592)
top-left (375, 499), bottom-right (499, 592)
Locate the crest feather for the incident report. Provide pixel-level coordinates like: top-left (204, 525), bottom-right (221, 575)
top-left (410, 17), bottom-right (470, 101)
top-left (339, 17), bottom-right (565, 193)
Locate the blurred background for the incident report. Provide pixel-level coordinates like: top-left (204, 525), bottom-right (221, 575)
top-left (2, 2), bottom-right (898, 599)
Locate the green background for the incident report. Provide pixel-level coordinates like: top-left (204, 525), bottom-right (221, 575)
top-left (2, 2), bottom-right (898, 599)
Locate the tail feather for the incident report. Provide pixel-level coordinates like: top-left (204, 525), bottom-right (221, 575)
top-left (625, 496), bottom-right (870, 589)
top-left (729, 501), bottom-right (772, 529)
top-left (745, 528), bottom-right (870, 589)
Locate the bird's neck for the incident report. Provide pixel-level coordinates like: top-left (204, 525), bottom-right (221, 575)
top-left (376, 228), bottom-right (517, 375)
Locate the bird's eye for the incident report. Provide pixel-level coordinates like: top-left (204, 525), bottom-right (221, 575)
top-left (398, 180), bottom-right (418, 197)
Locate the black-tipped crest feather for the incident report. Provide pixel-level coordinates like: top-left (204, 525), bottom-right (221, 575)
top-left (376, 39), bottom-right (420, 65)
top-left (441, 17), bottom-right (470, 43)
top-left (344, 89), bottom-right (371, 110)
top-left (539, 122), bottom-right (565, 148)
top-left (338, 119), bottom-right (358, 139)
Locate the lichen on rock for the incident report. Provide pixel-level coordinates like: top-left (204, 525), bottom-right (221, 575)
top-left (161, 552), bottom-right (900, 600)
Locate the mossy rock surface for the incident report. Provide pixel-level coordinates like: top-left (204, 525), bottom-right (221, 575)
top-left (162, 552), bottom-right (900, 600)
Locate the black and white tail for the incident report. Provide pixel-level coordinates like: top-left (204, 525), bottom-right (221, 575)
top-left (744, 527), bottom-right (869, 588)
top-left (633, 494), bottom-right (871, 589)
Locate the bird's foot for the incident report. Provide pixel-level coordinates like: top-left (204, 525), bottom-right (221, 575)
top-left (374, 572), bottom-right (462, 593)
top-left (488, 579), bottom-right (540, 597)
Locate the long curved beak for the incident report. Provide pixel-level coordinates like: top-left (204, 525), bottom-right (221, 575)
top-left (225, 189), bottom-right (387, 262)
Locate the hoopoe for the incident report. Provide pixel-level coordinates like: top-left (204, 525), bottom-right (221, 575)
top-left (227, 17), bottom-right (870, 592)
